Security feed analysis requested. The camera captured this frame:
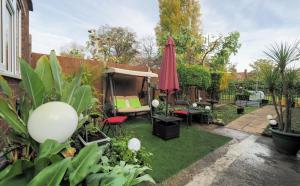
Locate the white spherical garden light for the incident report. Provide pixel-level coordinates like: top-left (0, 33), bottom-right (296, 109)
top-left (151, 99), bottom-right (159, 108)
top-left (192, 103), bottom-right (197, 108)
top-left (128, 138), bottom-right (141, 152)
top-left (267, 114), bottom-right (273, 120)
top-left (28, 101), bottom-right (78, 143)
top-left (205, 106), bottom-right (211, 111)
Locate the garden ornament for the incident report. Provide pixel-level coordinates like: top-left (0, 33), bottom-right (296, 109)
top-left (28, 101), bottom-right (78, 143)
top-left (128, 138), bottom-right (141, 152)
top-left (152, 99), bottom-right (160, 108)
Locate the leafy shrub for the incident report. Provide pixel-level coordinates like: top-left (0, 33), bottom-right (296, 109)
top-left (0, 140), bottom-right (155, 185)
top-left (177, 63), bottom-right (211, 90)
top-left (104, 134), bottom-right (152, 167)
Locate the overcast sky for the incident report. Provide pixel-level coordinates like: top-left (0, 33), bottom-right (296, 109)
top-left (30, 0), bottom-right (300, 71)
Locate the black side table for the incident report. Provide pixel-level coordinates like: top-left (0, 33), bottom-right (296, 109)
top-left (152, 115), bottom-right (182, 140)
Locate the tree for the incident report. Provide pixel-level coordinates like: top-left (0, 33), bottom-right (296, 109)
top-left (60, 42), bottom-right (85, 58)
top-left (210, 32), bottom-right (241, 71)
top-left (155, 0), bottom-right (203, 64)
top-left (263, 41), bottom-right (300, 132)
top-left (250, 59), bottom-right (274, 80)
top-left (86, 25), bottom-right (138, 64)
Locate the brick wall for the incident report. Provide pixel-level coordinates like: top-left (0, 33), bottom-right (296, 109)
top-left (0, 0), bottom-right (32, 145)
top-left (31, 53), bottom-right (159, 105)
top-left (21, 0), bottom-right (31, 62)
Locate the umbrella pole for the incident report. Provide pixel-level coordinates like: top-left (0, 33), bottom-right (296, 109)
top-left (166, 91), bottom-right (168, 116)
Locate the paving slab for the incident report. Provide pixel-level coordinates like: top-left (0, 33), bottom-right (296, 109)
top-left (226, 105), bottom-right (277, 134)
top-left (186, 134), bottom-right (300, 186)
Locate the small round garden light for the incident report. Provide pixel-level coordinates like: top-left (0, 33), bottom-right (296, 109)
top-left (267, 114), bottom-right (273, 120)
top-left (128, 138), bottom-right (141, 152)
top-left (28, 101), bottom-right (78, 143)
top-left (198, 97), bottom-right (202, 102)
top-left (269, 119), bottom-right (277, 129)
top-left (205, 106), bottom-right (211, 111)
top-left (152, 99), bottom-right (159, 108)
top-left (192, 103), bottom-right (197, 108)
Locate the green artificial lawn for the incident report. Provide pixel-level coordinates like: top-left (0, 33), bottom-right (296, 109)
top-left (214, 104), bottom-right (258, 125)
top-left (124, 118), bottom-right (231, 183)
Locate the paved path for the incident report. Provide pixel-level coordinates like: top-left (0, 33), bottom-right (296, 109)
top-left (185, 128), bottom-right (300, 186)
top-left (226, 105), bottom-right (276, 134)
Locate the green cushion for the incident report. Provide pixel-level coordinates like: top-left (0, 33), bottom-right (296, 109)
top-left (115, 98), bottom-right (126, 109)
top-left (128, 97), bottom-right (142, 108)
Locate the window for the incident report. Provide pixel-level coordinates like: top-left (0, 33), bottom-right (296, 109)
top-left (16, 1), bottom-right (21, 74)
top-left (0, 0), bottom-right (22, 78)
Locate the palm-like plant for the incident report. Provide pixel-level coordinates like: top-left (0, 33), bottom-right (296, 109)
top-left (264, 41), bottom-right (300, 132)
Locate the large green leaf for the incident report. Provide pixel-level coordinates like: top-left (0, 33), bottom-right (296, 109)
top-left (62, 71), bottom-right (82, 104)
top-left (49, 50), bottom-right (63, 97)
top-left (28, 158), bottom-right (71, 186)
top-left (19, 95), bottom-right (32, 124)
top-left (0, 160), bottom-right (33, 185)
top-left (0, 99), bottom-right (27, 136)
top-left (0, 75), bottom-right (12, 99)
top-left (68, 143), bottom-right (102, 186)
top-left (34, 55), bottom-right (54, 94)
top-left (37, 139), bottom-right (68, 160)
top-left (34, 139), bottom-right (68, 174)
top-left (20, 59), bottom-right (45, 108)
top-left (71, 85), bottom-right (92, 114)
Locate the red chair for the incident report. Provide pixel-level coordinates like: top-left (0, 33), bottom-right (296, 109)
top-left (101, 116), bottom-right (128, 135)
top-left (172, 100), bottom-right (192, 126)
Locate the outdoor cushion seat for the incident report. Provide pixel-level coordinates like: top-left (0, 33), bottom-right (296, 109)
top-left (117, 105), bottom-right (150, 113)
top-left (105, 116), bottom-right (128, 124)
top-left (113, 96), bottom-right (150, 114)
top-left (173, 110), bottom-right (189, 115)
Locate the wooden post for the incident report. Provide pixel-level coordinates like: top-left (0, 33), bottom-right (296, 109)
top-left (109, 74), bottom-right (116, 116)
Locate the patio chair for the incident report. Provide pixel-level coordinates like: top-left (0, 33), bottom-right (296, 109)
top-left (101, 103), bottom-right (128, 136)
top-left (171, 100), bottom-right (193, 126)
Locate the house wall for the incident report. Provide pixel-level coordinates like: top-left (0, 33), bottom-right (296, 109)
top-left (0, 0), bottom-right (32, 146)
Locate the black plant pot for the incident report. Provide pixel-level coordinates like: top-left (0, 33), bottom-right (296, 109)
top-left (237, 107), bottom-right (244, 114)
top-left (270, 128), bottom-right (300, 155)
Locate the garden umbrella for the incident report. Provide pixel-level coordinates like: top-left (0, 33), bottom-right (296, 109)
top-left (158, 37), bottom-right (179, 116)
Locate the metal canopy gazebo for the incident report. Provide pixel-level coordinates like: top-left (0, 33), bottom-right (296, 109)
top-left (104, 67), bottom-right (158, 116)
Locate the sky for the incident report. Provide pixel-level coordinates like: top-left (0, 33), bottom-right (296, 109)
top-left (30, 0), bottom-right (300, 71)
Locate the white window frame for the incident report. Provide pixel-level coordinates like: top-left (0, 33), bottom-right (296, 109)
top-left (0, 0), bottom-right (22, 79)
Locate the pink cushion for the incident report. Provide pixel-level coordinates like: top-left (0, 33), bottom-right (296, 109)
top-left (173, 110), bottom-right (189, 115)
top-left (106, 116), bottom-right (128, 124)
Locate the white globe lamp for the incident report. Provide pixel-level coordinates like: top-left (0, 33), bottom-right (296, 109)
top-left (198, 97), bottom-right (202, 102)
top-left (267, 114), bottom-right (273, 120)
top-left (152, 99), bottom-right (159, 108)
top-left (128, 138), bottom-right (141, 152)
top-left (205, 106), bottom-right (211, 111)
top-left (192, 103), bottom-right (197, 108)
top-left (269, 119), bottom-right (277, 126)
top-left (28, 101), bottom-right (78, 143)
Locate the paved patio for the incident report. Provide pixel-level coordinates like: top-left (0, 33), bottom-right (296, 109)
top-left (226, 105), bottom-right (276, 134)
top-left (185, 128), bottom-right (300, 186)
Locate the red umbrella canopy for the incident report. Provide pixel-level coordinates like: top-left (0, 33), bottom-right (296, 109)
top-left (158, 37), bottom-right (179, 93)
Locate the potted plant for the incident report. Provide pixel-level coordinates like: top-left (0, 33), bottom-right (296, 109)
top-left (236, 99), bottom-right (245, 114)
top-left (263, 41), bottom-right (300, 155)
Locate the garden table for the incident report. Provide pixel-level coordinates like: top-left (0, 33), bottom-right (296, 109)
top-left (152, 115), bottom-right (182, 140)
top-left (171, 109), bottom-right (203, 126)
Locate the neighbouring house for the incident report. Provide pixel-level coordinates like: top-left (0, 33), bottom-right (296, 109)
top-left (0, 0), bottom-right (33, 136)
